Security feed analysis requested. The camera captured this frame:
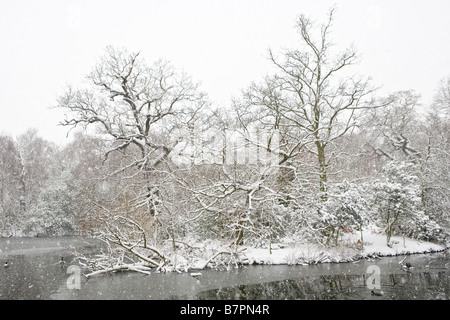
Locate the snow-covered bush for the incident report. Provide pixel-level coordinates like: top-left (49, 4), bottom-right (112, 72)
top-left (412, 214), bottom-right (444, 242)
top-left (371, 180), bottom-right (420, 246)
top-left (370, 161), bottom-right (443, 245)
top-left (316, 180), bottom-right (370, 246)
top-left (245, 203), bottom-right (298, 247)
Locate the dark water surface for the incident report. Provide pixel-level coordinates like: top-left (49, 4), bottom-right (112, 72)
top-left (1, 237), bottom-right (449, 300)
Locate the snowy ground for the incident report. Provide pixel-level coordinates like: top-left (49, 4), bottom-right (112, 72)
top-left (241, 229), bottom-right (448, 267)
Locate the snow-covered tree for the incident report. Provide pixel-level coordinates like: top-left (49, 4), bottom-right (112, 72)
top-left (236, 8), bottom-right (378, 201)
top-left (57, 46), bottom-right (208, 217)
top-left (16, 129), bottom-right (59, 213)
top-left (420, 76), bottom-right (450, 234)
top-left (0, 135), bottom-right (22, 235)
top-left (371, 161), bottom-right (441, 246)
top-left (55, 46), bottom-right (227, 271)
top-left (23, 169), bottom-right (78, 236)
top-left (318, 180), bottom-right (370, 246)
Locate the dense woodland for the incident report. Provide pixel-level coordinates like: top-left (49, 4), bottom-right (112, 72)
top-left (1, 10), bottom-right (449, 272)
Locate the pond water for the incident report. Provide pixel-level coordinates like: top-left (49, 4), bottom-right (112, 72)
top-left (1, 237), bottom-right (449, 300)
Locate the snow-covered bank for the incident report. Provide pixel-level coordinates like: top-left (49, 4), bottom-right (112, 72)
top-left (241, 231), bottom-right (448, 266)
top-left (76, 230), bottom-right (449, 276)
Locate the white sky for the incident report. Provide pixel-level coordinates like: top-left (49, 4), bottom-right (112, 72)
top-left (1, 0), bottom-right (449, 144)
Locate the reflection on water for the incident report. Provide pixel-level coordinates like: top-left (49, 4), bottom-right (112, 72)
top-left (1, 237), bottom-right (449, 300)
top-left (195, 271), bottom-right (450, 300)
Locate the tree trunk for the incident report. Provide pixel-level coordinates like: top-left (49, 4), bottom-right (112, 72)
top-left (17, 150), bottom-right (27, 215)
top-left (316, 142), bottom-right (328, 201)
top-left (233, 208), bottom-right (245, 246)
top-left (234, 226), bottom-right (244, 246)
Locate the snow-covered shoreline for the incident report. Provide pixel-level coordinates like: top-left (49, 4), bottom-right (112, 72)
top-left (11, 231), bottom-right (439, 276)
top-left (241, 232), bottom-right (449, 267)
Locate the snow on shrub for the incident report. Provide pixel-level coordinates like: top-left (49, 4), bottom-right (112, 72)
top-left (316, 180), bottom-right (370, 246)
top-left (370, 161), bottom-right (443, 246)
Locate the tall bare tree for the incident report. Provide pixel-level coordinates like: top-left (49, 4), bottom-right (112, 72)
top-left (57, 46), bottom-right (207, 215)
top-left (55, 46), bottom-right (215, 272)
top-left (237, 8), bottom-right (378, 200)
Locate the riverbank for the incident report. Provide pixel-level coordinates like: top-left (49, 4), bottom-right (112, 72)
top-left (240, 231), bottom-right (448, 267)
top-left (186, 228), bottom-right (448, 271)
